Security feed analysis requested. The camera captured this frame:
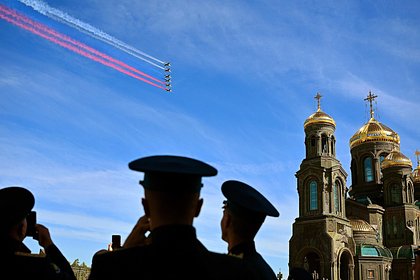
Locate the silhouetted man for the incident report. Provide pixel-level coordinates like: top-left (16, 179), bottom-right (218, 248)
top-left (88, 155), bottom-right (259, 280)
top-left (220, 180), bottom-right (279, 280)
top-left (0, 186), bottom-right (76, 280)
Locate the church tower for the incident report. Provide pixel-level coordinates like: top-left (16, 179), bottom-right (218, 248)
top-left (289, 93), bottom-right (353, 280)
top-left (348, 92), bottom-right (400, 204)
top-left (347, 93), bottom-right (418, 280)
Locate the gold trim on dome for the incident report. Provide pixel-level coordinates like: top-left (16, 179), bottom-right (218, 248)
top-left (381, 149), bottom-right (412, 169)
top-left (349, 117), bottom-right (400, 149)
top-left (350, 219), bottom-right (375, 232)
top-left (412, 150), bottom-right (420, 183)
top-left (413, 167), bottom-right (420, 183)
top-left (304, 109), bottom-right (336, 129)
top-left (304, 92), bottom-right (336, 129)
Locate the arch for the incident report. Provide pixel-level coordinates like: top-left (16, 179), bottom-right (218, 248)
top-left (305, 252), bottom-right (321, 277)
top-left (337, 248), bottom-right (354, 280)
top-left (293, 247), bottom-right (324, 277)
top-left (363, 156), bottom-right (374, 182)
top-left (331, 135), bottom-right (335, 156)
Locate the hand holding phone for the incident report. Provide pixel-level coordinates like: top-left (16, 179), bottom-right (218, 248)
top-left (26, 211), bottom-right (38, 239)
top-left (112, 234), bottom-right (121, 250)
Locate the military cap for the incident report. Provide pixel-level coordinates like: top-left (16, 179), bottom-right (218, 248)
top-left (222, 180), bottom-right (279, 218)
top-left (0, 186), bottom-right (35, 231)
top-left (129, 155), bottom-right (217, 192)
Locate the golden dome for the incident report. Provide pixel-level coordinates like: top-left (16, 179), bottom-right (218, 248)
top-left (350, 219), bottom-right (375, 232)
top-left (304, 109), bottom-right (336, 129)
top-left (413, 166), bottom-right (420, 183)
top-left (414, 151), bottom-right (420, 183)
top-left (381, 149), bottom-right (412, 169)
top-left (349, 117), bottom-right (400, 149)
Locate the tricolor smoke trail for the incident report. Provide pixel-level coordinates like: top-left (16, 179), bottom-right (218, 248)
top-left (18, 0), bottom-right (169, 71)
top-left (0, 4), bottom-right (168, 91)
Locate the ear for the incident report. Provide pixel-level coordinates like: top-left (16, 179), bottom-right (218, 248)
top-left (223, 211), bottom-right (232, 228)
top-left (194, 198), bottom-right (203, 218)
top-left (142, 198), bottom-right (150, 217)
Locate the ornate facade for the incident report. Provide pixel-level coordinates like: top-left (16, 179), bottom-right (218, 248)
top-left (289, 92), bottom-right (420, 280)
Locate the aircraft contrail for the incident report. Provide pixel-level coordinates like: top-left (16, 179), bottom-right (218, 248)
top-left (2, 5), bottom-right (164, 85)
top-left (0, 4), bottom-right (167, 91)
top-left (18, 0), bottom-right (169, 70)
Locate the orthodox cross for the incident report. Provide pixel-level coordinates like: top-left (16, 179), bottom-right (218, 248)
top-left (315, 92), bottom-right (322, 111)
top-left (364, 91), bottom-right (378, 119)
top-left (415, 150), bottom-right (420, 167)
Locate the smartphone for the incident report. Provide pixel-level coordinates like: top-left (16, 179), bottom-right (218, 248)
top-left (26, 211), bottom-right (37, 238)
top-left (112, 234), bottom-right (121, 250)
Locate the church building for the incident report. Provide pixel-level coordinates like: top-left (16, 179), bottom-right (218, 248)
top-left (289, 92), bottom-right (420, 280)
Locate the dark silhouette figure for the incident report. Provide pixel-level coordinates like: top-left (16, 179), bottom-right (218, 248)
top-left (220, 180), bottom-right (279, 280)
top-left (0, 186), bottom-right (77, 280)
top-left (288, 267), bottom-right (312, 280)
top-left (88, 155), bottom-right (260, 280)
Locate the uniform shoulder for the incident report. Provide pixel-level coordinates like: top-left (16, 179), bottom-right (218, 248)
top-left (206, 251), bottom-right (260, 279)
top-left (14, 252), bottom-right (46, 257)
top-left (92, 245), bottom-right (151, 263)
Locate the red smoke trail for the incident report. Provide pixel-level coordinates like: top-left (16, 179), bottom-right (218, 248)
top-left (0, 5), bottom-right (164, 86)
top-left (0, 5), bottom-right (166, 90)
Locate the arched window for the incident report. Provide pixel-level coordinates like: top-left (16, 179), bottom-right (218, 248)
top-left (311, 136), bottom-right (316, 147)
top-left (379, 154), bottom-right (387, 178)
top-left (407, 183), bottom-right (414, 203)
top-left (391, 184), bottom-right (401, 205)
top-left (309, 180), bottom-right (318, 210)
top-left (334, 180), bottom-right (341, 212)
top-left (331, 136), bottom-right (335, 156)
top-left (364, 157), bottom-right (374, 182)
top-left (321, 134), bottom-right (328, 154)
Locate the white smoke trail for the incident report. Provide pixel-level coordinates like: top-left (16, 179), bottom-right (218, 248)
top-left (18, 0), bottom-right (167, 70)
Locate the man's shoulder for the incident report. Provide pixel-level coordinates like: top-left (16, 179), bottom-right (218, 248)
top-left (205, 251), bottom-right (259, 278)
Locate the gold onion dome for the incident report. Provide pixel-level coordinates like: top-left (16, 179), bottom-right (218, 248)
top-left (413, 167), bottom-right (420, 183)
top-left (413, 150), bottom-right (420, 183)
top-left (381, 149), bottom-right (412, 169)
top-left (304, 93), bottom-right (335, 129)
top-left (350, 219), bottom-right (375, 232)
top-left (349, 117), bottom-right (400, 149)
top-left (304, 108), bottom-right (336, 129)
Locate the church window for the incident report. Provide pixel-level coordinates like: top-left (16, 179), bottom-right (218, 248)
top-left (334, 180), bottom-right (341, 213)
top-left (311, 136), bottom-right (316, 147)
top-left (407, 183), bottom-right (413, 203)
top-left (364, 157), bottom-right (374, 182)
top-left (321, 134), bottom-right (327, 153)
top-left (391, 184), bottom-right (401, 205)
top-left (361, 245), bottom-right (379, 256)
top-left (309, 181), bottom-right (318, 210)
top-left (331, 136), bottom-right (335, 155)
top-left (379, 154), bottom-right (386, 178)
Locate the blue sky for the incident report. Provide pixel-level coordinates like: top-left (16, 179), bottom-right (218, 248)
top-left (1, 0), bottom-right (419, 277)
